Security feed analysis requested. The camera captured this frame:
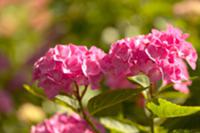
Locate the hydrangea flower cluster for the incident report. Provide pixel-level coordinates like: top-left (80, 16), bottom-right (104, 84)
top-left (32, 25), bottom-right (198, 133)
top-left (146, 25), bottom-right (197, 93)
top-left (31, 113), bottom-right (105, 133)
top-left (101, 25), bottom-right (197, 93)
top-left (33, 25), bottom-right (197, 97)
top-left (33, 44), bottom-right (105, 98)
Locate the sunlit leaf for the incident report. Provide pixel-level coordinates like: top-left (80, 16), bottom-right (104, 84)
top-left (158, 91), bottom-right (189, 105)
top-left (23, 84), bottom-right (46, 99)
top-left (100, 117), bottom-right (141, 133)
top-left (55, 95), bottom-right (79, 112)
top-left (128, 74), bottom-right (150, 88)
top-left (24, 84), bottom-right (78, 112)
top-left (147, 98), bottom-right (200, 118)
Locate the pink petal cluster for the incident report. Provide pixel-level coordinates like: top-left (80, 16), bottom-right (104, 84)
top-left (31, 113), bottom-right (105, 133)
top-left (146, 25), bottom-right (197, 93)
top-left (101, 36), bottom-right (162, 89)
top-left (101, 25), bottom-right (197, 93)
top-left (33, 25), bottom-right (197, 95)
top-left (33, 44), bottom-right (105, 98)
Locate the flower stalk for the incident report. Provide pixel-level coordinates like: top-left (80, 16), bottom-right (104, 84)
top-left (143, 84), bottom-right (155, 133)
top-left (74, 82), bottom-right (100, 133)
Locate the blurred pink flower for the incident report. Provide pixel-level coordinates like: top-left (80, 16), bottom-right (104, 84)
top-left (29, 10), bottom-right (52, 32)
top-left (0, 0), bottom-right (19, 8)
top-left (27, 0), bottom-right (52, 32)
top-left (33, 44), bottom-right (105, 98)
top-left (0, 90), bottom-right (13, 113)
top-left (31, 113), bottom-right (105, 133)
top-left (0, 53), bottom-right (10, 72)
top-left (7, 70), bottom-right (28, 91)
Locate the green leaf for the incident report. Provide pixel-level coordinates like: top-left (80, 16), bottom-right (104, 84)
top-left (147, 98), bottom-right (200, 118)
top-left (171, 129), bottom-right (194, 133)
top-left (88, 88), bottom-right (145, 115)
top-left (100, 117), bottom-right (140, 133)
top-left (158, 92), bottom-right (188, 99)
top-left (158, 91), bottom-right (189, 105)
top-left (55, 95), bottom-right (79, 112)
top-left (24, 84), bottom-right (78, 112)
top-left (23, 84), bottom-right (46, 99)
top-left (128, 74), bottom-right (150, 88)
top-left (93, 103), bottom-right (123, 117)
top-left (158, 76), bottom-right (199, 92)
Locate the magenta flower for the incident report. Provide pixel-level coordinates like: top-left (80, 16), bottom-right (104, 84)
top-left (101, 36), bottom-right (162, 89)
top-left (146, 25), bottom-right (197, 93)
top-left (146, 25), bottom-right (197, 69)
top-left (31, 113), bottom-right (105, 133)
top-left (101, 25), bottom-right (197, 93)
top-left (82, 46), bottom-right (106, 89)
top-left (33, 44), bottom-right (105, 98)
top-left (0, 90), bottom-right (13, 113)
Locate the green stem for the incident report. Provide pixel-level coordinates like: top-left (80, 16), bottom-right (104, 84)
top-left (144, 106), bottom-right (155, 133)
top-left (150, 114), bottom-right (154, 133)
top-left (81, 85), bottom-right (88, 99)
top-left (143, 85), bottom-right (155, 133)
top-left (149, 85), bottom-right (155, 133)
top-left (74, 82), bottom-right (100, 133)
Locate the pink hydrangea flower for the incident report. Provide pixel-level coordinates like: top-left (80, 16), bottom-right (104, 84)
top-left (145, 25), bottom-right (197, 93)
top-left (101, 25), bottom-right (197, 93)
top-left (101, 36), bottom-right (162, 89)
top-left (33, 44), bottom-right (105, 98)
top-left (31, 113), bottom-right (105, 133)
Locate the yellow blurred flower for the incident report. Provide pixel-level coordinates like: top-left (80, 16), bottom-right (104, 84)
top-left (17, 103), bottom-right (46, 123)
top-left (101, 27), bottom-right (120, 45)
top-left (173, 0), bottom-right (200, 17)
top-left (0, 12), bottom-right (19, 36)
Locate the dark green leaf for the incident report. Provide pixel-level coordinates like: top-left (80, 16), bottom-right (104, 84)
top-left (88, 88), bottom-right (146, 115)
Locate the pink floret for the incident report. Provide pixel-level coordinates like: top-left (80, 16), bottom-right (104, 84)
top-left (31, 113), bottom-right (105, 133)
top-left (101, 36), bottom-right (162, 89)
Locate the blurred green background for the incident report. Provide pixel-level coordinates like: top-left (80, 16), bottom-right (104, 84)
top-left (0, 0), bottom-right (200, 132)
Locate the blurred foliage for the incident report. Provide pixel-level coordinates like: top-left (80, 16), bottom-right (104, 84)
top-left (1, 0), bottom-right (200, 132)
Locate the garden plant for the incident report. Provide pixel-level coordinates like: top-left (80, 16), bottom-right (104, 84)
top-left (26, 25), bottom-right (200, 133)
